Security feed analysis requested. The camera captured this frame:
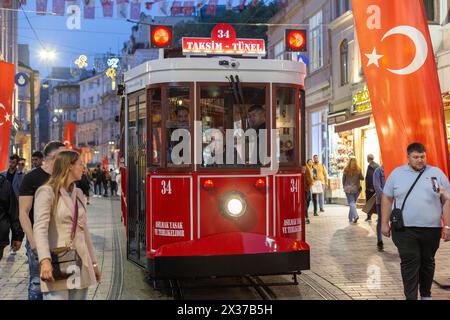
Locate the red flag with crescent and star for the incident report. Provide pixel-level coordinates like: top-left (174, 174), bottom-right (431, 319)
top-left (352, 0), bottom-right (448, 177)
top-left (63, 121), bottom-right (77, 150)
top-left (0, 61), bottom-right (14, 172)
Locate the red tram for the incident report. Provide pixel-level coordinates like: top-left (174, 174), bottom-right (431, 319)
top-left (119, 25), bottom-right (310, 281)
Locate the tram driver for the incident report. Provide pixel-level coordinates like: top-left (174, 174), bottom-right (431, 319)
top-left (167, 105), bottom-right (190, 164)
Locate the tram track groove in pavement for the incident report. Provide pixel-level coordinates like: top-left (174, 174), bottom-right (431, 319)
top-left (106, 198), bottom-right (124, 300)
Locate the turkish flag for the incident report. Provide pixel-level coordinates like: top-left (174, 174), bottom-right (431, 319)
top-left (0, 62), bottom-right (14, 173)
top-left (63, 121), bottom-right (77, 150)
top-left (352, 0), bottom-right (448, 177)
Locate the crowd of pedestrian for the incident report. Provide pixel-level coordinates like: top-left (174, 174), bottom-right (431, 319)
top-left (0, 141), bottom-right (110, 300)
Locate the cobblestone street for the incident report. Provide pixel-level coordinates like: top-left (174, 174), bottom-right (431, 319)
top-left (1, 198), bottom-right (450, 300)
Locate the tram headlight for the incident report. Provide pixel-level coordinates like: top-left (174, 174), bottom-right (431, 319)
top-left (220, 191), bottom-right (247, 218)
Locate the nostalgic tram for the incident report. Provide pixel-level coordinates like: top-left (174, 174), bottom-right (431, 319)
top-left (119, 24), bottom-right (310, 281)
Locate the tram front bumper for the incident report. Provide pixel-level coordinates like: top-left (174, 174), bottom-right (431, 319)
top-left (147, 232), bottom-right (310, 279)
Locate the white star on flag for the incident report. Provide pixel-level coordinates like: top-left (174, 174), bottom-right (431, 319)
top-left (4, 112), bottom-right (10, 122)
top-left (365, 48), bottom-right (384, 68)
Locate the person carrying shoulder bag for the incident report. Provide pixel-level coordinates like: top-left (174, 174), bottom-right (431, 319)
top-left (34, 150), bottom-right (101, 300)
top-left (381, 143), bottom-right (450, 300)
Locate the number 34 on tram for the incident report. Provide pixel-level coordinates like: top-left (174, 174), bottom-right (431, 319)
top-left (119, 24), bottom-right (310, 281)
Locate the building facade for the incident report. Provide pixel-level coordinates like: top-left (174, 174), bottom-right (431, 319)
top-left (77, 73), bottom-right (120, 167)
top-left (15, 62), bottom-right (40, 168)
top-left (49, 83), bottom-right (80, 142)
top-left (268, 0), bottom-right (449, 203)
top-left (0, 0), bottom-right (19, 157)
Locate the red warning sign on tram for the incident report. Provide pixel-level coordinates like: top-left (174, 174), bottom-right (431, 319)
top-left (182, 23), bottom-right (266, 56)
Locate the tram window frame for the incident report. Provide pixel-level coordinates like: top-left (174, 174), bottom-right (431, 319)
top-left (272, 84), bottom-right (303, 170)
top-left (196, 82), bottom-right (271, 172)
top-left (146, 83), bottom-right (194, 171)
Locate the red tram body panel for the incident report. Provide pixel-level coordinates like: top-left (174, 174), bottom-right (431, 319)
top-left (121, 42), bottom-right (310, 279)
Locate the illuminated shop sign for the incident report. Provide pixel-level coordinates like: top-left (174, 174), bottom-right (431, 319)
top-left (182, 23), bottom-right (266, 56)
top-left (443, 92), bottom-right (450, 109)
top-left (352, 86), bottom-right (372, 113)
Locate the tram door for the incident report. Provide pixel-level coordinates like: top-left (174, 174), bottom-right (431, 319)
top-left (127, 90), bottom-right (147, 267)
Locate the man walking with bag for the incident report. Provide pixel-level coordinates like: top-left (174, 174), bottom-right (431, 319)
top-left (365, 154), bottom-right (379, 221)
top-left (381, 142), bottom-right (450, 300)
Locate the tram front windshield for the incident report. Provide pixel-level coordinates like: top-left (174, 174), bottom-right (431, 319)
top-left (200, 85), bottom-right (268, 167)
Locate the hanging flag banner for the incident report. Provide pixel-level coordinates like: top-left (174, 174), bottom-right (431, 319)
top-left (196, 0), bottom-right (206, 11)
top-left (170, 0), bottom-right (182, 16)
top-left (0, 0), bottom-right (13, 9)
top-left (0, 62), bottom-right (14, 172)
top-left (130, 0), bottom-right (141, 19)
top-left (225, 0), bottom-right (232, 11)
top-left (83, 0), bottom-right (95, 19)
top-left (63, 121), bottom-right (77, 150)
top-left (239, 0), bottom-right (246, 11)
top-left (183, 1), bottom-right (194, 15)
top-left (36, 0), bottom-right (48, 14)
top-left (53, 0), bottom-right (65, 15)
top-left (101, 0), bottom-right (114, 17)
top-left (206, 0), bottom-right (217, 16)
top-left (117, 0), bottom-right (129, 18)
top-left (352, 0), bottom-right (449, 177)
top-left (182, 23), bottom-right (265, 56)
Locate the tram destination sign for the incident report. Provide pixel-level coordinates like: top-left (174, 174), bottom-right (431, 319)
top-left (182, 23), bottom-right (266, 57)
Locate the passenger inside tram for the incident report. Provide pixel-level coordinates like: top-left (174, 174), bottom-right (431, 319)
top-left (167, 105), bottom-right (190, 164)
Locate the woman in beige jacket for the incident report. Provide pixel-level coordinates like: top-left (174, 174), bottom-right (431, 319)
top-left (34, 150), bottom-right (101, 300)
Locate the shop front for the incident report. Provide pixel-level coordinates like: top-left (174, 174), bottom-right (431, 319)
top-left (327, 86), bottom-right (381, 204)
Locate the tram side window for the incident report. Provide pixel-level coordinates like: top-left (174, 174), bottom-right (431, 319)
top-left (149, 88), bottom-right (162, 166)
top-left (276, 87), bottom-right (297, 164)
top-left (166, 87), bottom-right (191, 167)
top-left (200, 85), bottom-right (267, 167)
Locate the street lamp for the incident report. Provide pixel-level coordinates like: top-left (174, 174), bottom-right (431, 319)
top-left (39, 48), bottom-right (57, 61)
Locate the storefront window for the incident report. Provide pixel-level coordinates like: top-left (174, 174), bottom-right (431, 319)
top-left (310, 109), bottom-right (328, 164)
top-left (328, 128), bottom-right (354, 199)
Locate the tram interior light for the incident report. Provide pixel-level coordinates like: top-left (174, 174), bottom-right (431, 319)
top-left (285, 29), bottom-right (307, 52)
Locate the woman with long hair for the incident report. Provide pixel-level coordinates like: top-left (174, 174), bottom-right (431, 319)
top-left (33, 150), bottom-right (101, 300)
top-left (343, 157), bottom-right (364, 223)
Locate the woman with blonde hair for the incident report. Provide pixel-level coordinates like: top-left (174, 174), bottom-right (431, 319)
top-left (34, 150), bottom-right (101, 300)
top-left (343, 157), bottom-right (364, 224)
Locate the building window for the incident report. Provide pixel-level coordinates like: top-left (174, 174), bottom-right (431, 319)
top-left (334, 0), bottom-right (351, 19)
top-left (274, 40), bottom-right (284, 60)
top-left (340, 39), bottom-right (349, 86)
top-left (309, 10), bottom-right (323, 72)
top-left (310, 109), bottom-right (328, 165)
top-left (89, 82), bottom-right (94, 90)
top-left (423, 0), bottom-right (436, 22)
top-left (93, 110), bottom-right (96, 119)
top-left (89, 97), bottom-right (94, 104)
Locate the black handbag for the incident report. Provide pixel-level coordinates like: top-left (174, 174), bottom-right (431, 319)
top-left (49, 198), bottom-right (82, 280)
top-left (390, 169), bottom-right (425, 231)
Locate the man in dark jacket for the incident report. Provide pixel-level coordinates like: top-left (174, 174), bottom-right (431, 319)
top-left (365, 154), bottom-right (380, 221)
top-left (0, 175), bottom-right (24, 260)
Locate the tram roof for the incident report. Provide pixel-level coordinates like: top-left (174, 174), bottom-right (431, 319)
top-left (124, 56), bottom-right (306, 94)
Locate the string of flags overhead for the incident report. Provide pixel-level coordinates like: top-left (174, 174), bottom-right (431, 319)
top-left (0, 0), bottom-right (288, 19)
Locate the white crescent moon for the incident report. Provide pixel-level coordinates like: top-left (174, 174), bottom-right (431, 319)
top-left (381, 26), bottom-right (428, 75)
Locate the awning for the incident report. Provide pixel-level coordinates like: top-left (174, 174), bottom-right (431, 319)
top-left (334, 116), bottom-right (370, 133)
